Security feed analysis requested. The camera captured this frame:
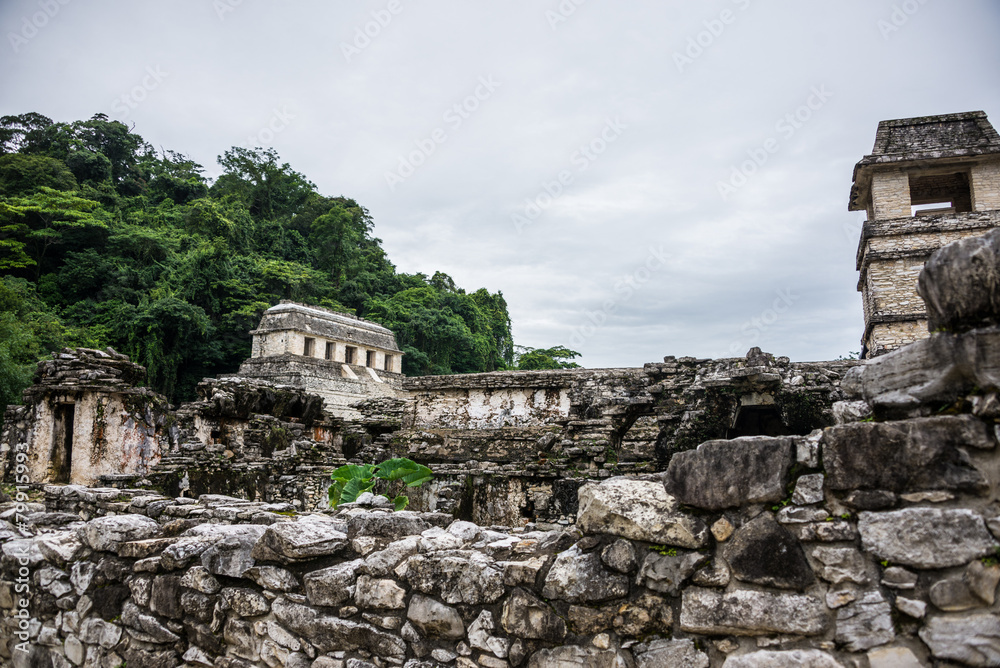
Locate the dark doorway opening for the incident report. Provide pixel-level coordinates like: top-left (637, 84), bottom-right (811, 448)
top-left (52, 403), bottom-right (75, 482)
top-left (727, 405), bottom-right (788, 439)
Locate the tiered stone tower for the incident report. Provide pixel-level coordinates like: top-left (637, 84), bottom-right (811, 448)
top-left (850, 110), bottom-right (1000, 357)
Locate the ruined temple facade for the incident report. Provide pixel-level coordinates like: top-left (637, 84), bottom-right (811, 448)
top-left (851, 110), bottom-right (1000, 357)
top-left (236, 301), bottom-right (405, 418)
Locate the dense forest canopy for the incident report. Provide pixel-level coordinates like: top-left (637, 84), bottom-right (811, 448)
top-left (0, 113), bottom-right (578, 410)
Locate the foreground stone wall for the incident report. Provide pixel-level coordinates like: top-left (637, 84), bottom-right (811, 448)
top-left (3, 229), bottom-right (1000, 667)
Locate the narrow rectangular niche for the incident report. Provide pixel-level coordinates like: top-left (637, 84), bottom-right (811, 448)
top-left (366, 350), bottom-right (376, 367)
top-left (345, 346), bottom-right (356, 364)
top-left (303, 337), bottom-right (315, 357)
top-left (384, 354), bottom-right (394, 372)
top-left (325, 342), bottom-right (335, 361)
top-left (909, 170), bottom-right (971, 216)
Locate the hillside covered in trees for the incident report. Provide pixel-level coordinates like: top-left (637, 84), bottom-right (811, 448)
top-left (0, 113), bottom-right (580, 409)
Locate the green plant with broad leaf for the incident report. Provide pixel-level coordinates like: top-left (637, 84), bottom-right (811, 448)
top-left (328, 457), bottom-right (433, 511)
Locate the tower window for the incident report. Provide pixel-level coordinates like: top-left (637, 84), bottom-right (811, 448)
top-left (303, 337), bottom-right (315, 356)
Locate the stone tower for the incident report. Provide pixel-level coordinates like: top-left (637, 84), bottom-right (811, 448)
top-left (850, 110), bottom-right (1000, 358)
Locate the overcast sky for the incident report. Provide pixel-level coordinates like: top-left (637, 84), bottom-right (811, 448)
top-left (3, 1), bottom-right (999, 368)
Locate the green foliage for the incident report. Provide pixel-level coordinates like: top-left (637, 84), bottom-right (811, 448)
top-left (648, 545), bottom-right (678, 557)
top-left (0, 112), bottom-right (517, 403)
top-left (513, 345), bottom-right (581, 370)
top-left (328, 457), bottom-right (433, 511)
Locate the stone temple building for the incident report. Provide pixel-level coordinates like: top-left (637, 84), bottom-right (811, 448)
top-left (850, 110), bottom-right (1000, 358)
top-left (235, 301), bottom-right (405, 417)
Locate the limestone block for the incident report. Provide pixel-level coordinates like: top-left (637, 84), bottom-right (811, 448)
top-left (406, 594), bottom-right (465, 638)
top-left (270, 600), bottom-right (405, 660)
top-left (664, 436), bottom-right (794, 510)
top-left (500, 588), bottom-right (566, 642)
top-left (80, 514), bottom-right (161, 552)
top-left (200, 525), bottom-right (267, 577)
top-left (834, 590), bottom-right (895, 652)
top-left (404, 550), bottom-right (504, 605)
top-left (179, 565), bottom-right (221, 594)
top-left (810, 546), bottom-right (871, 585)
top-left (353, 575), bottom-right (406, 610)
top-left (251, 518), bottom-right (348, 564)
top-left (866, 646), bottom-right (923, 668)
top-left (679, 587), bottom-right (827, 636)
top-left (635, 639), bottom-right (708, 668)
top-left (919, 613), bottom-right (1000, 666)
top-left (722, 649), bottom-right (844, 667)
top-left (541, 545), bottom-right (629, 603)
top-left (822, 415), bottom-right (991, 494)
top-left (220, 587), bottom-right (270, 617)
top-left (363, 536), bottom-right (420, 577)
top-left (303, 559), bottom-right (364, 608)
top-left (601, 539), bottom-right (638, 573)
top-left (929, 577), bottom-right (980, 611)
top-left (966, 560), bottom-right (1000, 604)
top-left (895, 597), bottom-right (926, 618)
top-left (163, 524), bottom-right (266, 570)
top-left (527, 646), bottom-right (630, 668)
top-left (723, 513), bottom-right (813, 589)
top-left (576, 478), bottom-right (708, 548)
top-left (917, 227), bottom-right (1000, 332)
top-left (792, 474), bottom-right (824, 505)
top-left (636, 550), bottom-right (706, 595)
top-left (244, 565), bottom-right (299, 592)
top-left (120, 601), bottom-right (180, 643)
top-left (859, 508), bottom-right (997, 568)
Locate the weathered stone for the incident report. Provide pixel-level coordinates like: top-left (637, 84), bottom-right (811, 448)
top-left (723, 513), bottom-right (813, 589)
top-left (636, 639), bottom-right (708, 668)
top-left (691, 559), bottom-right (731, 587)
top-left (895, 597), bottom-right (926, 618)
top-left (201, 524), bottom-right (267, 577)
top-left (712, 517), bottom-right (734, 541)
top-left (117, 537), bottom-right (178, 559)
top-left (826, 589), bottom-right (857, 609)
top-left (35, 531), bottom-right (83, 566)
top-left (80, 514), bottom-right (161, 552)
top-left (834, 590), bottom-right (895, 652)
top-left (679, 588), bottom-right (827, 636)
top-left (664, 436), bottom-right (794, 510)
top-left (919, 613), bottom-right (1000, 666)
top-left (930, 577), bottom-right (981, 611)
top-left (866, 646), bottom-right (923, 668)
top-left (354, 575), bottom-right (406, 610)
top-left (221, 587), bottom-right (270, 617)
top-left (406, 594), bottom-right (465, 638)
top-left (917, 226), bottom-right (1000, 332)
top-left (966, 559), bottom-right (1000, 604)
top-left (303, 559), bottom-right (364, 608)
top-left (120, 601), bottom-right (180, 643)
top-left (180, 565), bottom-right (221, 594)
top-left (843, 326), bottom-right (1000, 410)
top-left (576, 478), bottom-right (708, 548)
top-left (272, 597), bottom-right (406, 657)
top-left (252, 519), bottom-right (348, 564)
top-left (843, 489), bottom-right (897, 511)
top-left (541, 545), bottom-right (629, 603)
top-left (345, 511), bottom-right (430, 541)
top-left (567, 594), bottom-right (671, 637)
top-left (161, 524), bottom-right (262, 570)
top-left (405, 550), bottom-right (504, 605)
top-left (722, 649), bottom-right (844, 667)
top-left (363, 536), bottom-right (420, 577)
top-left (823, 416), bottom-right (991, 494)
top-left (501, 555), bottom-right (546, 586)
top-left (468, 610), bottom-right (509, 658)
top-left (527, 646), bottom-right (629, 667)
top-left (792, 473), bottom-right (824, 505)
top-left (500, 587), bottom-right (566, 642)
top-left (636, 549), bottom-right (706, 596)
top-left (180, 589), bottom-right (215, 623)
top-left (882, 566), bottom-right (918, 590)
top-left (600, 539), bottom-right (637, 573)
top-left (833, 400), bottom-right (873, 424)
top-left (244, 565), bottom-right (299, 591)
top-left (859, 508), bottom-right (997, 568)
top-left (810, 546), bottom-right (870, 585)
top-left (149, 575), bottom-right (184, 619)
